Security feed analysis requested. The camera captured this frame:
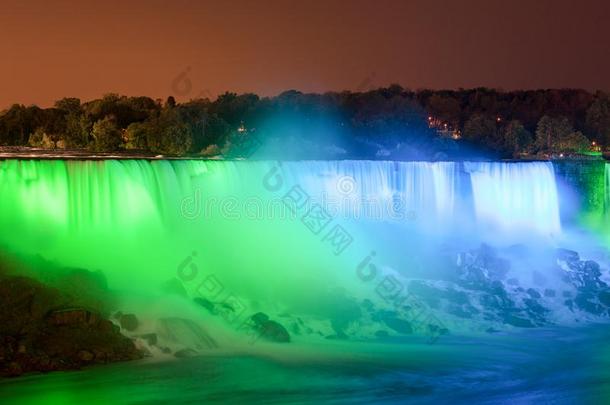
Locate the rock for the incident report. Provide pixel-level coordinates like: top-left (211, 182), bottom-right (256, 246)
top-left (257, 320), bottom-right (291, 343)
top-left (119, 314), bottom-right (139, 332)
top-left (556, 249), bottom-right (580, 263)
top-left (526, 288), bottom-right (542, 299)
top-left (380, 313), bottom-right (413, 334)
top-left (47, 309), bottom-right (100, 327)
top-left (52, 269), bottom-right (110, 313)
top-left (504, 315), bottom-right (534, 328)
top-left (6, 362), bottom-right (22, 377)
top-left (0, 275), bottom-right (142, 378)
top-left (599, 291), bottom-right (610, 307)
top-left (78, 350), bottom-right (94, 362)
top-left (247, 313), bottom-right (290, 343)
top-left (456, 245), bottom-right (510, 291)
top-left (574, 293), bottom-right (605, 315)
top-left (544, 289), bottom-right (556, 298)
top-left (193, 297), bottom-right (215, 313)
top-left (362, 299), bottom-right (375, 312)
top-left (375, 330), bottom-right (389, 338)
top-left (0, 276), bottom-right (59, 336)
top-left (251, 312), bottom-right (269, 325)
top-left (562, 259), bottom-right (605, 290)
top-left (138, 333), bottom-right (158, 346)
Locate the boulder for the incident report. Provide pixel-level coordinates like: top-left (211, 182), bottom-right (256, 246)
top-left (119, 314), bottom-right (139, 332)
top-left (379, 312), bottom-right (413, 334)
top-left (0, 275), bottom-right (142, 378)
top-left (258, 320), bottom-right (291, 343)
top-left (556, 248), bottom-right (580, 263)
top-left (249, 313), bottom-right (290, 343)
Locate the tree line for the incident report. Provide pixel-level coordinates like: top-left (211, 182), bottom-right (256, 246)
top-left (1, 86), bottom-right (609, 159)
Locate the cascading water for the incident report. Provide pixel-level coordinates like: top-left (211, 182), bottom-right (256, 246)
top-left (465, 161), bottom-right (561, 238)
top-left (606, 163), bottom-right (610, 219)
top-left (0, 158), bottom-right (581, 342)
top-left (0, 160), bottom-right (564, 284)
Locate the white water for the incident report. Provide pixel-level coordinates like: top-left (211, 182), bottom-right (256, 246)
top-left (465, 161), bottom-right (561, 238)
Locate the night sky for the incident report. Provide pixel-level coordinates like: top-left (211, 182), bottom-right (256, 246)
top-left (1, 0), bottom-right (609, 108)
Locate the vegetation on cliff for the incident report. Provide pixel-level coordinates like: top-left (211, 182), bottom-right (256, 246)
top-left (0, 88), bottom-right (609, 159)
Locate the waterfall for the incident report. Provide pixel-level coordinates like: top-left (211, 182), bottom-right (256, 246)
top-left (465, 161), bottom-right (561, 237)
top-left (606, 163), bottom-right (610, 219)
top-left (0, 159), bottom-right (565, 296)
top-left (278, 161), bottom-right (456, 225)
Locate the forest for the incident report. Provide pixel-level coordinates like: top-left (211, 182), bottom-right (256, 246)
top-left (1, 86), bottom-right (609, 159)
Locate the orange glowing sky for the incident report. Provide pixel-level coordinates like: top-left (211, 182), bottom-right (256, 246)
top-left (1, 0), bottom-right (609, 108)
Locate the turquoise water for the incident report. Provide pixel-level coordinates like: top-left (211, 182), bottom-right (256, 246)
top-left (2, 327), bottom-right (610, 404)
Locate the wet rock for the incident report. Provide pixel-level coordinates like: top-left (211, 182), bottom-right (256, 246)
top-left (380, 313), bottom-right (413, 334)
top-left (526, 288), bottom-right (542, 299)
top-left (375, 330), bottom-right (389, 338)
top-left (47, 309), bottom-right (100, 327)
top-left (563, 259), bottom-right (605, 290)
top-left (257, 320), bottom-right (291, 343)
top-left (119, 314), bottom-right (139, 332)
top-left (251, 312), bottom-right (269, 325)
top-left (0, 275), bottom-right (142, 378)
top-left (0, 276), bottom-right (62, 336)
top-left (249, 313), bottom-right (290, 343)
top-left (138, 333), bottom-right (158, 346)
top-left (78, 350), bottom-right (94, 362)
top-left (599, 291), bottom-right (610, 307)
top-left (544, 289), bottom-right (556, 298)
top-left (503, 315), bottom-right (534, 328)
top-left (6, 362), bottom-right (22, 377)
top-left (557, 249), bottom-right (580, 263)
top-left (456, 245), bottom-right (510, 291)
top-left (574, 293), bottom-right (605, 315)
top-left (52, 269), bottom-right (110, 314)
top-left (362, 299), bottom-right (375, 312)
